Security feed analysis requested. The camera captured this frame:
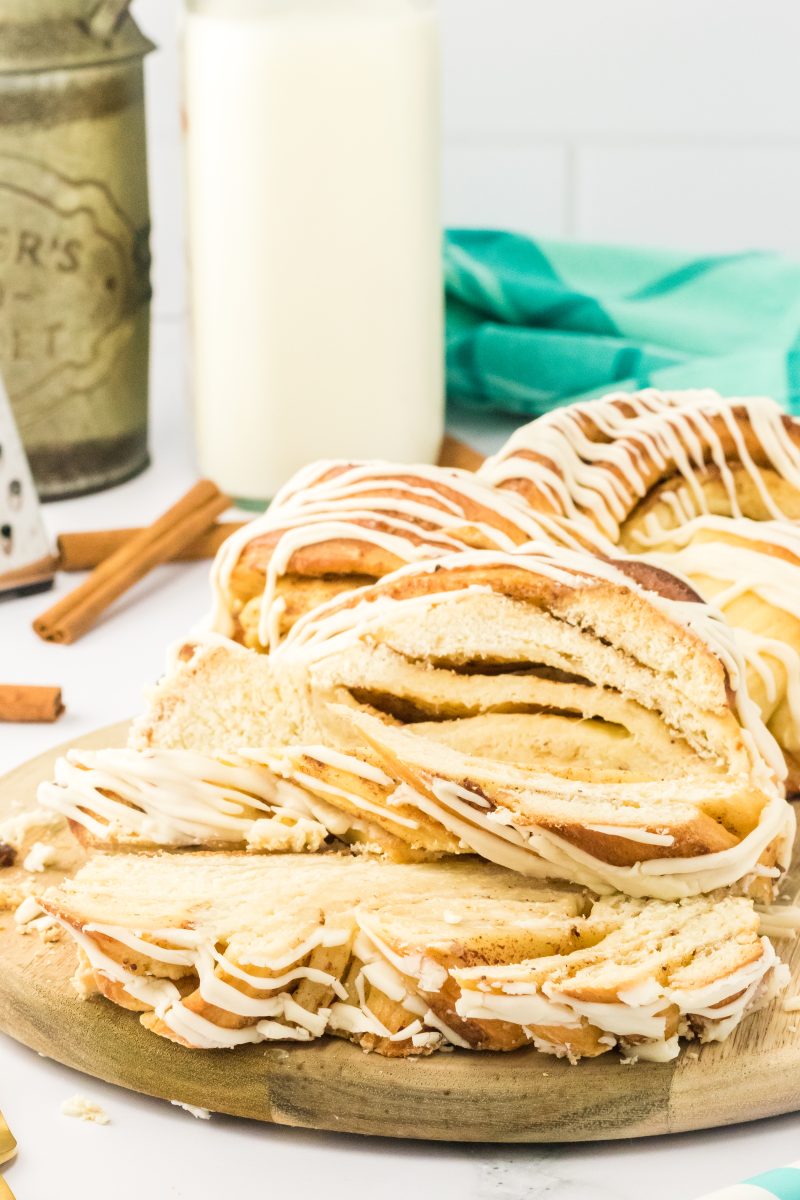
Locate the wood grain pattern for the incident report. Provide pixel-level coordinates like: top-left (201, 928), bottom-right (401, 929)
top-left (1, 725), bottom-right (799, 1143)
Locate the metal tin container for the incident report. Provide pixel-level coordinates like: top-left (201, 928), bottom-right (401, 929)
top-left (0, 0), bottom-right (153, 498)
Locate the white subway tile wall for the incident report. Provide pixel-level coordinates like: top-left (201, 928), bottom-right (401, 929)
top-left (443, 144), bottom-right (568, 235)
top-left (439, 0), bottom-right (800, 139)
top-left (136, 0), bottom-right (800, 316)
top-left (576, 145), bottom-right (800, 254)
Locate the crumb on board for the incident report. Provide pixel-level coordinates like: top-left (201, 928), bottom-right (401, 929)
top-left (13, 895), bottom-right (61, 940)
top-left (0, 810), bottom-right (63, 851)
top-left (23, 842), bottom-right (57, 873)
top-left (783, 996), bottom-right (800, 1013)
top-left (0, 878), bottom-right (34, 913)
top-left (14, 896), bottom-right (43, 925)
top-left (61, 1096), bottom-right (110, 1125)
top-left (170, 1100), bottom-right (211, 1120)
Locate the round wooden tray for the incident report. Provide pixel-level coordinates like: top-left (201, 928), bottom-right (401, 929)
top-left (1, 724), bottom-right (800, 1143)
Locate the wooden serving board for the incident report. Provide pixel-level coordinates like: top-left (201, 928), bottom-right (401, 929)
top-left (2, 725), bottom-right (800, 1143)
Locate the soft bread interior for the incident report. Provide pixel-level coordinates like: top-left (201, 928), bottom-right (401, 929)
top-left (130, 640), bottom-right (324, 753)
top-left (126, 558), bottom-right (787, 894)
top-left (454, 892), bottom-right (780, 1060)
top-left (480, 392), bottom-right (800, 794)
top-left (347, 710), bottom-right (751, 855)
top-left (325, 640), bottom-right (716, 778)
top-left (295, 564), bottom-right (756, 779)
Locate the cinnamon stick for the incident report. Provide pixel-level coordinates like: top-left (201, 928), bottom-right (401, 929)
top-left (34, 480), bottom-right (230, 645)
top-left (0, 685), bottom-right (64, 723)
top-left (57, 521), bottom-right (245, 572)
top-left (437, 434), bottom-right (485, 472)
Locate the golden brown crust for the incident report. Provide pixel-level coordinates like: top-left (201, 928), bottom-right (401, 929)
top-left (354, 716), bottom-right (743, 868)
top-left (488, 399), bottom-right (800, 525)
top-left (220, 462), bottom-right (576, 648)
top-left (294, 555), bottom-right (732, 716)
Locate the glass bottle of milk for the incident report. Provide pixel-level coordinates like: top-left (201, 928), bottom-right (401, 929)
top-left (182, 0), bottom-right (443, 505)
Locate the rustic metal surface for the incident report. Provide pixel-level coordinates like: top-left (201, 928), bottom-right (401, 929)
top-left (0, 1), bottom-right (152, 498)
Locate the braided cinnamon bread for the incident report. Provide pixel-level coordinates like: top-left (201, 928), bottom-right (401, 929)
top-left (40, 735), bottom-right (460, 863)
top-left (479, 389), bottom-right (800, 541)
top-left (480, 390), bottom-right (800, 791)
top-left (209, 460), bottom-right (601, 653)
top-left (40, 851), bottom-right (787, 1062)
top-left (38, 747), bottom-right (332, 854)
top-left (128, 548), bottom-right (793, 899)
top-left (53, 638), bottom-right (458, 860)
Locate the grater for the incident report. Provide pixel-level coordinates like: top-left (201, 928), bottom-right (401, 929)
top-left (0, 372), bottom-right (56, 599)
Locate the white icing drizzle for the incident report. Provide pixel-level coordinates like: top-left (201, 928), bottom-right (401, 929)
top-left (38, 747), bottom-right (330, 852)
top-left (246, 744), bottom-right (392, 788)
top-left (622, 1036), bottom-right (680, 1063)
top-left (664, 937), bottom-right (779, 1016)
top-left (208, 460), bottom-right (609, 650)
top-left (355, 913), bottom-right (449, 994)
top-left (541, 995), bottom-right (668, 1040)
top-left (346, 927), bottom-right (471, 1048)
top-left (254, 746), bottom-right (420, 832)
top-left (756, 903), bottom-right (800, 938)
top-left (61, 913), bottom-right (458, 1053)
top-left (480, 389), bottom-right (800, 541)
top-left (632, 512), bottom-right (800, 558)
top-left (398, 774), bottom-right (795, 900)
top-left (583, 824), bottom-right (675, 847)
top-left (455, 937), bottom-right (782, 1059)
top-left (628, 534), bottom-right (800, 741)
top-left (51, 882), bottom-right (785, 1064)
top-left (454, 989), bottom-right (580, 1028)
top-left (478, 391), bottom-right (800, 762)
top-left (283, 770), bottom-right (419, 830)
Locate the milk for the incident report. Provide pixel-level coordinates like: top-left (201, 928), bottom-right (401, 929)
top-left (183, 0), bottom-right (443, 503)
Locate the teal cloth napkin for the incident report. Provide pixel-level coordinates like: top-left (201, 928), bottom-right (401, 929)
top-left (444, 230), bottom-right (800, 416)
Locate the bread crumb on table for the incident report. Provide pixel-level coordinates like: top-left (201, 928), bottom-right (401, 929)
top-left (170, 1100), bottom-right (211, 1120)
top-left (0, 879), bottom-right (33, 913)
top-left (13, 895), bottom-right (61, 939)
top-left (61, 1096), bottom-right (110, 1125)
top-left (0, 810), bottom-right (63, 850)
top-left (13, 896), bottom-right (43, 925)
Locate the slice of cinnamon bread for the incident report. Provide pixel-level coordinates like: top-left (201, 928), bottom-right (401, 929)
top-left (40, 852), bottom-right (786, 1063)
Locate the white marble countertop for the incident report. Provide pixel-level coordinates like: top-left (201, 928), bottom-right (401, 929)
top-left (1, 320), bottom-right (799, 1200)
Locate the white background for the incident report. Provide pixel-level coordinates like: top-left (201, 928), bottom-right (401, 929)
top-left (3, 3), bottom-right (800, 1197)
